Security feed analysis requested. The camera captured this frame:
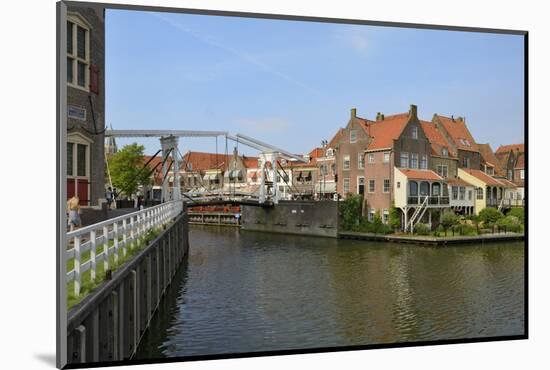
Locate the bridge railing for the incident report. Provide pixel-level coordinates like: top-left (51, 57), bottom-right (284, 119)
top-left (66, 200), bottom-right (184, 297)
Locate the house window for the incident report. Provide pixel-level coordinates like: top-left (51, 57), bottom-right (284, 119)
top-left (436, 165), bottom-right (448, 178)
top-left (468, 190), bottom-right (473, 200)
top-left (420, 155), bottom-right (428, 169)
top-left (343, 155), bottom-right (350, 170)
top-left (459, 186), bottom-right (465, 200)
top-left (331, 163), bottom-right (335, 175)
top-left (383, 152), bottom-right (390, 163)
top-left (486, 167), bottom-right (494, 175)
top-left (520, 169), bottom-right (525, 179)
top-left (412, 126), bottom-right (418, 139)
top-left (77, 144), bottom-right (87, 176)
top-left (383, 209), bottom-right (389, 224)
top-left (442, 147), bottom-right (448, 157)
top-left (463, 156), bottom-right (470, 168)
top-left (432, 183), bottom-right (441, 196)
top-left (326, 148), bottom-right (334, 157)
top-left (400, 152), bottom-right (409, 168)
top-left (359, 153), bottom-right (366, 168)
top-left (67, 15), bottom-right (90, 90)
top-left (343, 178), bottom-right (350, 194)
top-left (507, 169), bottom-right (513, 180)
top-left (358, 177), bottom-right (365, 195)
top-left (476, 187), bottom-right (484, 200)
top-left (397, 181), bottom-right (401, 189)
top-left (367, 153), bottom-right (374, 164)
top-left (410, 153), bottom-right (419, 169)
top-left (350, 130), bottom-right (357, 143)
top-left (368, 179), bottom-right (375, 193)
top-left (368, 209), bottom-right (375, 222)
top-left (452, 186), bottom-right (458, 200)
top-left (67, 143), bottom-right (74, 176)
top-left (383, 179), bottom-right (390, 193)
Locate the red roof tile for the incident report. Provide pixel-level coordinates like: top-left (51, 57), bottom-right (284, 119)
top-left (420, 120), bottom-right (457, 158)
top-left (496, 143), bottom-right (524, 154)
top-left (328, 128), bottom-right (344, 148)
top-left (435, 115), bottom-right (479, 152)
top-left (365, 113), bottom-right (410, 151)
top-left (182, 151), bottom-right (232, 171)
top-left (308, 147), bottom-right (324, 159)
top-left (399, 169), bottom-right (444, 181)
top-left (460, 169), bottom-right (504, 186)
top-left (242, 156), bottom-right (259, 169)
top-left (498, 178), bottom-right (518, 188)
top-left (447, 178), bottom-right (474, 187)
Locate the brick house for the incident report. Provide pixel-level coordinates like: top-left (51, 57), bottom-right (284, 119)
top-left (495, 143), bottom-right (525, 200)
top-left (478, 143), bottom-right (505, 177)
top-left (333, 108), bottom-right (374, 198)
top-left (66, 4), bottom-right (106, 211)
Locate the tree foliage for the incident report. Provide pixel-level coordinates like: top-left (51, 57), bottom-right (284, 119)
top-left (441, 213), bottom-right (459, 236)
top-left (508, 208), bottom-right (524, 223)
top-left (388, 203), bottom-right (401, 230)
top-left (107, 143), bottom-right (151, 197)
top-left (478, 207), bottom-right (503, 227)
top-left (339, 195), bottom-right (363, 231)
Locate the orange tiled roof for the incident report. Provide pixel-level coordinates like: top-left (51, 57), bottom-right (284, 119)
top-left (461, 169), bottom-right (503, 186)
top-left (309, 147), bottom-right (324, 159)
top-left (496, 143), bottom-right (524, 154)
top-left (498, 178), bottom-right (517, 188)
top-left (435, 115), bottom-right (479, 152)
top-left (242, 156), bottom-right (259, 169)
top-left (399, 169), bottom-right (443, 181)
top-left (420, 120), bottom-right (457, 158)
top-left (328, 128), bottom-right (344, 148)
top-left (365, 113), bottom-right (410, 151)
top-left (182, 151), bottom-right (232, 171)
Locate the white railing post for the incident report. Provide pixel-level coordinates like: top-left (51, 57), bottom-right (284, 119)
top-left (103, 225), bottom-right (110, 272)
top-left (113, 222), bottom-right (119, 265)
top-left (90, 229), bottom-right (96, 282)
top-left (74, 235), bottom-right (81, 297)
top-left (130, 216), bottom-right (135, 249)
top-left (122, 219), bottom-right (127, 256)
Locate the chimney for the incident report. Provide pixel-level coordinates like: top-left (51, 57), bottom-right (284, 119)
top-left (376, 112), bottom-right (384, 121)
top-left (451, 115), bottom-right (454, 121)
top-left (409, 104), bottom-right (418, 119)
top-left (351, 108), bottom-right (357, 119)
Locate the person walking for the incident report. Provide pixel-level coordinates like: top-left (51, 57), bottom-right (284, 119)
top-left (67, 195), bottom-right (81, 231)
top-left (106, 187), bottom-right (114, 209)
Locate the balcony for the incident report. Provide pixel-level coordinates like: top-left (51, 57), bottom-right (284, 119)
top-left (407, 196), bottom-right (450, 206)
top-left (488, 198), bottom-right (525, 208)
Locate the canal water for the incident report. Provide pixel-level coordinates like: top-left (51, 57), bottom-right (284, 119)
top-left (135, 225), bottom-right (524, 359)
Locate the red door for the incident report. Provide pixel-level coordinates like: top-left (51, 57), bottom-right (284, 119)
top-left (66, 179), bottom-right (90, 206)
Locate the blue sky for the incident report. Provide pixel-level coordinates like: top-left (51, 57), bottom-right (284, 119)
top-left (106, 9), bottom-right (524, 156)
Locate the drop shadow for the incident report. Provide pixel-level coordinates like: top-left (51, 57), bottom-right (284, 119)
top-left (34, 353), bottom-right (56, 367)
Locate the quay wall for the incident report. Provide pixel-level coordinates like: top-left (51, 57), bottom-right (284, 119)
top-left (241, 200), bottom-right (338, 238)
top-left (66, 212), bottom-right (189, 366)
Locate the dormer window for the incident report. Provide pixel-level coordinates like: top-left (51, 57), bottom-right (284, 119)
top-left (412, 126), bottom-right (418, 139)
top-left (326, 148), bottom-right (334, 157)
top-left (442, 147), bottom-right (448, 157)
top-left (350, 130), bottom-right (357, 143)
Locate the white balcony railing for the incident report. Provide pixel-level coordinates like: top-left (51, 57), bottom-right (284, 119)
top-left (66, 200), bottom-right (184, 297)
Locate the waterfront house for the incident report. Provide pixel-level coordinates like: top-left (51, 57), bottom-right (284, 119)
top-left (332, 108), bottom-right (374, 199)
top-left (495, 143), bottom-right (525, 201)
top-left (66, 4), bottom-right (106, 212)
top-left (457, 168), bottom-right (512, 214)
top-left (478, 143), bottom-right (505, 177)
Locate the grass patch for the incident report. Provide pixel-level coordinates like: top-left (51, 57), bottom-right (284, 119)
top-left (67, 227), bottom-right (162, 309)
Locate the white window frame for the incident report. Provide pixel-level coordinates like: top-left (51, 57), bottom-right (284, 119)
top-left (343, 178), bottom-right (350, 194)
top-left (420, 155), bottom-right (428, 169)
top-left (410, 153), bottom-right (419, 169)
top-left (343, 155), bottom-right (350, 170)
top-left (67, 13), bottom-right (91, 92)
top-left (383, 178), bottom-right (390, 193)
top-left (442, 147), bottom-right (448, 157)
top-left (368, 209), bottom-right (375, 222)
top-left (437, 165), bottom-right (448, 178)
top-left (520, 169), bottom-right (525, 179)
top-left (400, 152), bottom-right (409, 168)
top-left (350, 130), bottom-right (357, 143)
top-left (412, 126), bottom-right (418, 139)
top-left (357, 176), bottom-right (365, 193)
top-left (358, 153), bottom-right (366, 169)
top-left (67, 132), bottom-right (92, 205)
top-left (382, 209), bottom-right (389, 224)
top-left (367, 153), bottom-right (374, 165)
top-left (383, 152), bottom-right (390, 163)
top-left (368, 179), bottom-right (375, 193)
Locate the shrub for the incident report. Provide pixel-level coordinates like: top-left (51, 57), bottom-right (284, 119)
top-left (508, 208), bottom-right (524, 223)
top-left (441, 213), bottom-right (459, 236)
top-left (478, 208), bottom-right (503, 227)
top-left (458, 224), bottom-right (477, 236)
top-left (496, 215), bottom-right (522, 233)
top-left (433, 224), bottom-right (445, 237)
top-left (339, 195), bottom-right (363, 231)
top-left (414, 223), bottom-right (430, 235)
top-left (388, 203), bottom-right (401, 231)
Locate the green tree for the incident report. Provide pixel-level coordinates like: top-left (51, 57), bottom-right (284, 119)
top-left (107, 143), bottom-right (152, 197)
top-left (441, 213), bottom-right (458, 237)
top-left (508, 208), bottom-right (524, 224)
top-left (388, 202), bottom-right (401, 231)
top-left (339, 195), bottom-right (362, 231)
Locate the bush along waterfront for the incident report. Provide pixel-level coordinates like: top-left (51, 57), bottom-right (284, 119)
top-left (339, 195), bottom-right (524, 238)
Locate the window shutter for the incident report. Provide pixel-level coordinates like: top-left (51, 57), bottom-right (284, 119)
top-left (90, 64), bottom-right (100, 94)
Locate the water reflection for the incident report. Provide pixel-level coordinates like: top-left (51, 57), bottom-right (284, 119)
top-left (135, 226), bottom-right (524, 359)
